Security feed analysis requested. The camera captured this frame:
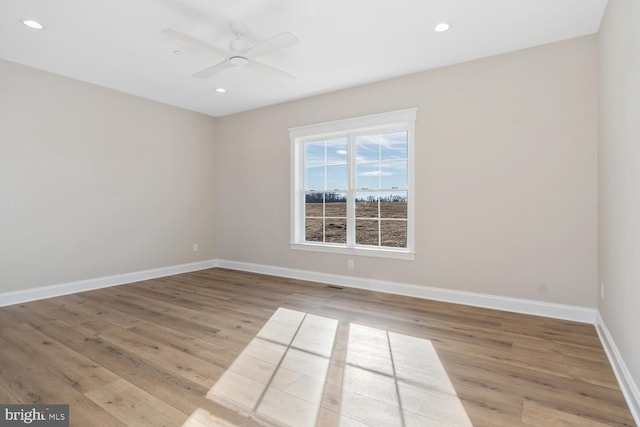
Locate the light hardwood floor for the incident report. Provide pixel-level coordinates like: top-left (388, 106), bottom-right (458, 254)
top-left (0, 268), bottom-right (635, 426)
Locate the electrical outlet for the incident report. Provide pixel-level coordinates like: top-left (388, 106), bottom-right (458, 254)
top-left (601, 283), bottom-right (605, 299)
top-left (193, 243), bottom-right (199, 252)
top-left (348, 259), bottom-right (354, 270)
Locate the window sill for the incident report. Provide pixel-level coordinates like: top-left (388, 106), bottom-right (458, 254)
top-left (290, 243), bottom-right (415, 260)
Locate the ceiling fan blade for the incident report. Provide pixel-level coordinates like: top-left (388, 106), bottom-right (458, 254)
top-left (246, 32), bottom-right (299, 59)
top-left (163, 28), bottom-right (229, 58)
top-left (248, 60), bottom-right (295, 81)
top-left (192, 60), bottom-right (233, 78)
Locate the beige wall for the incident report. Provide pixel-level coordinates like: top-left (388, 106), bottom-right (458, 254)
top-left (215, 36), bottom-right (598, 307)
top-left (598, 0), bottom-right (640, 394)
top-left (0, 59), bottom-right (218, 293)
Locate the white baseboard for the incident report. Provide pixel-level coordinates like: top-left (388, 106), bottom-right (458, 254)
top-left (0, 259), bottom-right (219, 307)
top-left (596, 312), bottom-right (640, 425)
top-left (216, 259), bottom-right (596, 323)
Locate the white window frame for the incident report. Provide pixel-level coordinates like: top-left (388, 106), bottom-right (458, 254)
top-left (290, 108), bottom-right (416, 260)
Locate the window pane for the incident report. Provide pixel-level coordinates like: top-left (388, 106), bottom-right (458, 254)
top-left (305, 166), bottom-right (325, 191)
top-left (305, 218), bottom-right (323, 242)
top-left (356, 219), bottom-right (379, 246)
top-left (326, 165), bottom-right (347, 191)
top-left (381, 220), bottom-right (407, 248)
top-left (305, 193), bottom-right (324, 217)
top-left (326, 138), bottom-right (348, 164)
top-left (380, 160), bottom-right (407, 189)
top-left (356, 162), bottom-right (380, 189)
top-left (355, 192), bottom-right (378, 218)
top-left (305, 142), bottom-right (325, 167)
top-left (325, 192), bottom-right (347, 217)
top-left (380, 131), bottom-right (408, 160)
top-left (380, 191), bottom-right (407, 218)
top-left (325, 218), bottom-right (346, 243)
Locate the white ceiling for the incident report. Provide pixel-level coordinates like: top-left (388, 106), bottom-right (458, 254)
top-left (0, 0), bottom-right (607, 117)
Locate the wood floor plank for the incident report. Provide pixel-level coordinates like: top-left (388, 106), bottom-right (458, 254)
top-left (85, 378), bottom-right (199, 427)
top-left (81, 290), bottom-right (225, 340)
top-left (440, 349), bottom-right (634, 426)
top-left (0, 268), bottom-right (634, 427)
top-left (0, 323), bottom-right (119, 394)
top-left (0, 381), bottom-right (21, 404)
top-left (521, 399), bottom-right (612, 427)
top-left (462, 400), bottom-right (530, 427)
top-left (36, 316), bottom-right (264, 426)
top-left (117, 284), bottom-right (268, 338)
top-left (95, 323), bottom-right (225, 388)
top-left (126, 321), bottom-right (239, 369)
top-left (0, 332), bottom-right (125, 426)
top-left (89, 287), bottom-right (260, 350)
top-left (59, 293), bottom-right (147, 329)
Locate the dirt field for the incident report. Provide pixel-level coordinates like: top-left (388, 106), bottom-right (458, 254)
top-left (305, 202), bottom-right (407, 247)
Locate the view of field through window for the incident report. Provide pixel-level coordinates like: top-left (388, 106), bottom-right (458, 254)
top-left (304, 130), bottom-right (408, 248)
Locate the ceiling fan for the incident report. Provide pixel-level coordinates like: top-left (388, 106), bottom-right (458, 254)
top-left (163, 23), bottom-right (299, 80)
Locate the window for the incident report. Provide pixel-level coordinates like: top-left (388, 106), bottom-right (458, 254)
top-left (290, 108), bottom-right (416, 259)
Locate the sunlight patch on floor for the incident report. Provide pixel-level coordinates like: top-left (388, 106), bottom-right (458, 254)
top-left (340, 323), bottom-right (472, 426)
top-left (206, 308), bottom-right (337, 426)
top-left (187, 307), bottom-right (472, 426)
top-left (181, 408), bottom-right (240, 427)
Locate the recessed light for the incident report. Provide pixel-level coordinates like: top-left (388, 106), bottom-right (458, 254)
top-left (22, 19), bottom-right (44, 30)
top-left (216, 88), bottom-right (226, 93)
top-left (434, 22), bottom-right (450, 32)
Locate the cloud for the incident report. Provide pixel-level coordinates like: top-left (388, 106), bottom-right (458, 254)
top-left (357, 131), bottom-right (407, 150)
top-left (360, 170), bottom-right (393, 177)
top-left (336, 149), bottom-right (347, 155)
top-left (382, 160), bottom-right (408, 170)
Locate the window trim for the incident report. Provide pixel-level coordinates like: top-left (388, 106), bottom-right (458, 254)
top-left (290, 108), bottom-right (416, 260)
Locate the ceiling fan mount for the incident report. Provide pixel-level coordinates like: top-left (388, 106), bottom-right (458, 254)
top-left (229, 23), bottom-right (250, 53)
top-left (229, 56), bottom-right (249, 66)
top-left (163, 23), bottom-right (299, 81)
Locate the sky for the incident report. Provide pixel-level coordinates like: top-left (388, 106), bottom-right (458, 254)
top-left (304, 131), bottom-right (408, 197)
